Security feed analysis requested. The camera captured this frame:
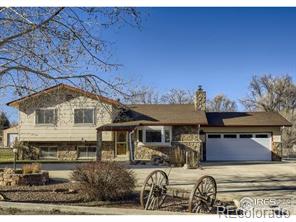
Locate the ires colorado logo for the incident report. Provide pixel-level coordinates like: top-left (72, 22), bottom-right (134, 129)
top-left (217, 196), bottom-right (292, 218)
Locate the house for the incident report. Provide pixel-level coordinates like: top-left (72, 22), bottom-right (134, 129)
top-left (6, 84), bottom-right (292, 163)
top-left (6, 84), bottom-right (119, 160)
top-left (2, 125), bottom-right (18, 147)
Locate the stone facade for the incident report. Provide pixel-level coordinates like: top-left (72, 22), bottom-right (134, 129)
top-left (57, 145), bottom-right (78, 160)
top-left (134, 126), bottom-right (203, 165)
top-left (194, 86), bottom-right (206, 111)
top-left (272, 142), bottom-right (282, 161)
top-left (22, 141), bottom-right (115, 161)
top-left (0, 168), bottom-right (49, 186)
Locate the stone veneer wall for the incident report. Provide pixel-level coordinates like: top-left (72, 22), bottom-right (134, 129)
top-left (25, 141), bottom-right (115, 161)
top-left (134, 126), bottom-right (203, 164)
top-left (0, 169), bottom-right (49, 186)
top-left (272, 142), bottom-right (282, 161)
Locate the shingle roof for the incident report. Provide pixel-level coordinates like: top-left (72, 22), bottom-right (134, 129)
top-left (7, 83), bottom-right (121, 107)
top-left (206, 112), bottom-right (292, 127)
top-left (98, 106), bottom-right (292, 131)
top-left (127, 104), bottom-right (208, 125)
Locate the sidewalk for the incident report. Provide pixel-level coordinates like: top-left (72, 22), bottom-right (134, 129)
top-left (0, 201), bottom-right (190, 215)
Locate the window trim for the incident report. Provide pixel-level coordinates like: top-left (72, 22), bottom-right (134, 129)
top-left (137, 126), bottom-right (172, 147)
top-left (77, 145), bottom-right (97, 159)
top-left (40, 146), bottom-right (58, 159)
top-left (73, 108), bottom-right (95, 125)
top-left (35, 108), bottom-right (56, 126)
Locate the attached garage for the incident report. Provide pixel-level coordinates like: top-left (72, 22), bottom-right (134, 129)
top-left (206, 133), bottom-right (272, 161)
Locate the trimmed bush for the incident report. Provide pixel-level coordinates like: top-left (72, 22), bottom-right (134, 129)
top-left (72, 161), bottom-right (135, 201)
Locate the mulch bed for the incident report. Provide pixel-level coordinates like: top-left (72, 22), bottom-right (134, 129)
top-left (0, 181), bottom-right (84, 204)
top-left (0, 180), bottom-right (236, 214)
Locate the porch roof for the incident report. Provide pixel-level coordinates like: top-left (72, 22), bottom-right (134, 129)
top-left (97, 122), bottom-right (140, 131)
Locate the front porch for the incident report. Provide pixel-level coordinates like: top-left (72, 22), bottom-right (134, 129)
top-left (97, 124), bottom-right (204, 167)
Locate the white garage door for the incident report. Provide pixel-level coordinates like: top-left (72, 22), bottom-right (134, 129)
top-left (206, 133), bottom-right (272, 161)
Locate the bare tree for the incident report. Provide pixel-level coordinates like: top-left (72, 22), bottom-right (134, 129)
top-left (0, 7), bottom-right (141, 100)
top-left (241, 74), bottom-right (296, 112)
top-left (121, 86), bottom-right (160, 104)
top-left (0, 111), bottom-right (10, 131)
top-left (207, 94), bottom-right (237, 112)
top-left (241, 74), bottom-right (296, 152)
top-left (160, 89), bottom-right (194, 104)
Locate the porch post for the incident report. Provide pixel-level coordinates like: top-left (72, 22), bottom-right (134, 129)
top-left (96, 130), bottom-right (102, 161)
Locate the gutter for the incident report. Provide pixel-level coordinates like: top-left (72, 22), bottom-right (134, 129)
top-left (128, 129), bottom-right (136, 162)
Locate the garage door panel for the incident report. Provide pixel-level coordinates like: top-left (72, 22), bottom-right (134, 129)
top-left (206, 134), bottom-right (271, 161)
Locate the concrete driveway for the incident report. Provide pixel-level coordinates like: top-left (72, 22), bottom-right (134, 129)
top-left (46, 161), bottom-right (296, 213)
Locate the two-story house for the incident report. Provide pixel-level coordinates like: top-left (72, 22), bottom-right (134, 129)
top-left (4, 84), bottom-right (120, 160)
top-left (4, 83), bottom-right (292, 163)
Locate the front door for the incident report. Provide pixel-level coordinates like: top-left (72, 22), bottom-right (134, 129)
top-left (115, 131), bottom-right (128, 156)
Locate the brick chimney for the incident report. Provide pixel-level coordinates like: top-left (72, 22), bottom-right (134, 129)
top-left (194, 85), bottom-right (206, 111)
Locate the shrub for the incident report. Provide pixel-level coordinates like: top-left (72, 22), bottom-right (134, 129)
top-left (72, 161), bottom-right (136, 201)
top-left (31, 163), bottom-right (41, 173)
top-left (22, 163), bottom-right (41, 174)
top-left (22, 164), bottom-right (32, 174)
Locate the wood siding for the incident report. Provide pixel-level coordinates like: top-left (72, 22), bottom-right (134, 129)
top-left (18, 89), bottom-right (114, 142)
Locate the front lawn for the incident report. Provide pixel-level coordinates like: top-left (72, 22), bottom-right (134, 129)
top-left (0, 149), bottom-right (14, 161)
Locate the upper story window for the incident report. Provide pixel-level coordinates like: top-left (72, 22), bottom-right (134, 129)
top-left (36, 109), bottom-right (55, 125)
top-left (138, 126), bottom-right (172, 146)
top-left (74, 108), bottom-right (94, 124)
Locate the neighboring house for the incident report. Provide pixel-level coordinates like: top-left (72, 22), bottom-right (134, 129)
top-left (7, 84), bottom-right (292, 162)
top-left (3, 126), bottom-right (19, 147)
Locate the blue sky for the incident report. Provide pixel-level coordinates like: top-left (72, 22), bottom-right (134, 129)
top-left (3, 7), bottom-right (296, 121)
top-left (108, 7), bottom-right (296, 103)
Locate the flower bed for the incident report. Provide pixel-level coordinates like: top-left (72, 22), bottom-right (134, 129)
top-left (0, 168), bottom-right (49, 186)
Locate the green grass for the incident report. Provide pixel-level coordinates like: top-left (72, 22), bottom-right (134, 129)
top-left (0, 149), bottom-right (14, 161)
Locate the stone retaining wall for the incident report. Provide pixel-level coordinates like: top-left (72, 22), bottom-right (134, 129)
top-left (0, 169), bottom-right (49, 186)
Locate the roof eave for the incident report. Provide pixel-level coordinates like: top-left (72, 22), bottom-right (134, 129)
top-left (6, 83), bottom-right (121, 108)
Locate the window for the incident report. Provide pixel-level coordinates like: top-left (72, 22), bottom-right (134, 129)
top-left (78, 146), bottom-right (96, 159)
top-left (40, 147), bottom-right (57, 159)
top-left (255, 134), bottom-right (268, 138)
top-left (36, 109), bottom-right (55, 124)
top-left (138, 130), bottom-right (143, 142)
top-left (146, 130), bottom-right (162, 143)
top-left (165, 130), bottom-right (170, 143)
top-left (74, 109), bottom-right (94, 124)
top-left (239, 134), bottom-right (253, 138)
top-left (116, 132), bottom-right (127, 156)
top-left (138, 126), bottom-right (172, 145)
top-left (224, 134), bottom-right (237, 139)
top-left (208, 134), bottom-right (221, 139)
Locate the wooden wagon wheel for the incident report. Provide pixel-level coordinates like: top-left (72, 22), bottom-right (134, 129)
top-left (188, 175), bottom-right (217, 213)
top-left (140, 170), bottom-right (169, 210)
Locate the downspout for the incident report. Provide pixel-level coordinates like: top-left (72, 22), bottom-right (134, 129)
top-left (128, 128), bottom-right (136, 162)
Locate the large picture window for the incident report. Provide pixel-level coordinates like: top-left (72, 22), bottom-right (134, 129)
top-left (74, 109), bottom-right (94, 124)
top-left (36, 109), bottom-right (55, 125)
top-left (146, 130), bottom-right (162, 143)
top-left (138, 126), bottom-right (172, 146)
